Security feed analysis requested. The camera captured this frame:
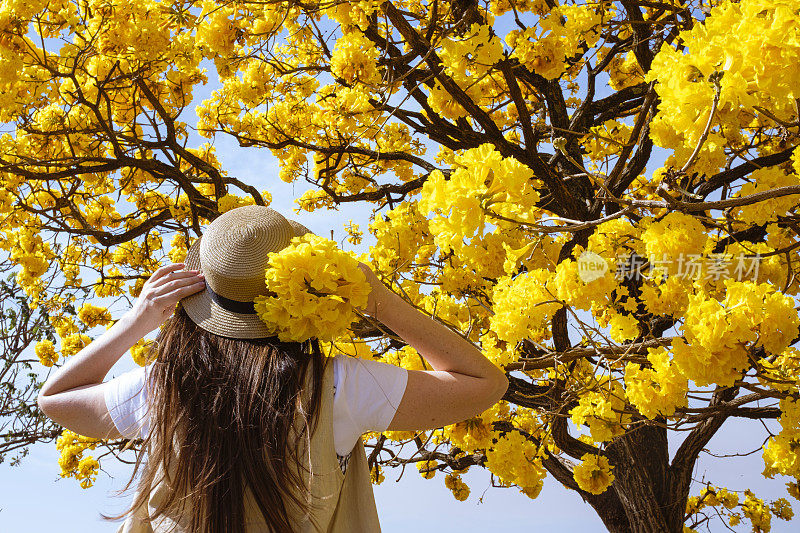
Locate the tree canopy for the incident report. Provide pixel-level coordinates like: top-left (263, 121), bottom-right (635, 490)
top-left (1, 0), bottom-right (800, 531)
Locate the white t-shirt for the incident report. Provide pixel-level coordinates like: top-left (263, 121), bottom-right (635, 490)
top-left (104, 353), bottom-right (409, 457)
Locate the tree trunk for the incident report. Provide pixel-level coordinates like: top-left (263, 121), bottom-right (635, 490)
top-left (577, 423), bottom-right (686, 532)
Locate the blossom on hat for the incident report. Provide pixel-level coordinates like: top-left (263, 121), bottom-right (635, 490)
top-left (254, 234), bottom-right (371, 342)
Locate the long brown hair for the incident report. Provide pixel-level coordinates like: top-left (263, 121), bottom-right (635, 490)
top-left (113, 304), bottom-right (329, 532)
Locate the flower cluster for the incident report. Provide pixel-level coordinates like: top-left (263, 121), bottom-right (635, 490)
top-left (441, 402), bottom-right (507, 454)
top-left (489, 268), bottom-right (560, 348)
top-left (330, 31), bottom-right (381, 86)
top-left (573, 453), bottom-right (615, 495)
top-left (419, 143), bottom-right (540, 255)
top-left (570, 376), bottom-right (630, 443)
top-left (686, 485), bottom-right (740, 516)
top-left (506, 3), bottom-right (612, 80)
top-left (581, 119), bottom-right (633, 161)
top-left (732, 166), bottom-right (800, 226)
top-left (763, 397), bottom-right (800, 479)
top-left (369, 200), bottom-right (433, 275)
top-left (485, 430), bottom-right (546, 499)
top-left (417, 459), bottom-right (438, 479)
top-left (646, 0), bottom-right (800, 176)
top-left (444, 472), bottom-right (470, 501)
top-left (35, 339), bottom-right (59, 367)
top-left (624, 347), bottom-right (688, 419)
top-left (254, 235), bottom-right (371, 342)
top-left (640, 212), bottom-right (708, 279)
top-left (672, 279), bottom-right (799, 387)
top-left (56, 430), bottom-right (100, 489)
top-left (60, 333), bottom-right (92, 358)
top-left (685, 485), bottom-right (794, 531)
top-left (130, 338), bottom-right (157, 367)
top-left (77, 303), bottom-right (112, 328)
top-left (552, 255), bottom-right (616, 311)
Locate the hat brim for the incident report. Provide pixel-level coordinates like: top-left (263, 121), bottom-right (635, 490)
top-left (179, 235), bottom-right (276, 339)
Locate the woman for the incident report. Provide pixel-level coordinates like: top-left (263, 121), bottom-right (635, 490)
top-left (37, 205), bottom-right (509, 532)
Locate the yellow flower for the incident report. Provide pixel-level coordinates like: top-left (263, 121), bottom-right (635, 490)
top-left (608, 311), bottom-right (639, 343)
top-left (49, 314), bottom-right (79, 339)
top-left (770, 498), bottom-right (793, 520)
top-left (77, 456), bottom-right (100, 489)
top-left (490, 269), bottom-right (561, 349)
top-left (443, 402), bottom-right (508, 454)
top-left (77, 303), bottom-right (112, 328)
top-left (344, 219), bottom-right (362, 246)
top-left (552, 257), bottom-right (616, 311)
top-left (169, 233), bottom-right (189, 264)
top-left (131, 338), bottom-right (156, 367)
top-left (787, 481), bottom-right (800, 501)
top-left (640, 212), bottom-right (707, 279)
top-left (370, 463), bottom-right (384, 484)
top-left (485, 430), bottom-right (546, 498)
top-left (330, 31), bottom-right (380, 86)
top-left (647, 0), bottom-right (800, 177)
top-left (218, 193), bottom-right (256, 213)
top-left (417, 460), bottom-right (438, 479)
top-left (419, 143), bottom-right (540, 256)
top-left (60, 333), bottom-right (92, 358)
top-left (672, 279), bottom-right (799, 387)
top-left (573, 453), bottom-right (614, 495)
top-left (444, 473), bottom-right (470, 501)
top-left (763, 398), bottom-right (800, 480)
top-left (606, 50), bottom-right (645, 91)
top-left (624, 347), bottom-right (688, 419)
top-left (695, 485), bottom-right (740, 510)
top-left (94, 267), bottom-right (126, 298)
top-left (35, 339), bottom-right (59, 367)
top-left (254, 234), bottom-right (371, 342)
top-left (732, 166), bottom-right (800, 226)
top-left (56, 429), bottom-right (100, 489)
top-left (570, 377), bottom-right (631, 442)
top-left (581, 119), bottom-right (633, 161)
top-left (742, 490), bottom-right (772, 532)
top-left (369, 200), bottom-right (432, 275)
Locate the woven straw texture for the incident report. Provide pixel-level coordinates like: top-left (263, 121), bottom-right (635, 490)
top-left (180, 205), bottom-right (312, 339)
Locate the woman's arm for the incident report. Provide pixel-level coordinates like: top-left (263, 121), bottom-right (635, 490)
top-left (37, 263), bottom-right (205, 438)
top-left (357, 263), bottom-right (509, 431)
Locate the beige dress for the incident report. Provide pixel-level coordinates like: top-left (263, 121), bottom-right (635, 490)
top-left (117, 360), bottom-right (381, 532)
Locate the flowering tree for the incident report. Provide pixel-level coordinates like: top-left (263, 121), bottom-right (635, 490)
top-left (0, 261), bottom-right (63, 465)
top-left (1, 0), bottom-right (799, 530)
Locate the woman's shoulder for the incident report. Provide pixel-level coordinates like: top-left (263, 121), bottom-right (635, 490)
top-left (106, 363), bottom-right (152, 396)
top-left (329, 353), bottom-right (408, 403)
top-left (104, 363), bottom-right (153, 440)
top-left (329, 353), bottom-right (409, 444)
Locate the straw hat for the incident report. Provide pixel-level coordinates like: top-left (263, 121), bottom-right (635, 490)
top-left (179, 205), bottom-right (312, 339)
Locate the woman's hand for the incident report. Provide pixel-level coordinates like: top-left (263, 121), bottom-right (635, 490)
top-left (356, 262), bottom-right (392, 318)
top-left (123, 262), bottom-right (206, 336)
top-left (38, 262), bottom-right (204, 438)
